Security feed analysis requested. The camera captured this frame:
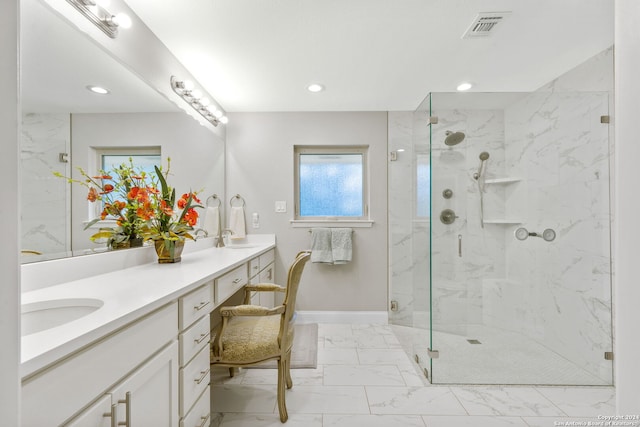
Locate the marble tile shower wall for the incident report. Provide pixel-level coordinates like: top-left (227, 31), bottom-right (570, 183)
top-left (501, 92), bottom-right (612, 383)
top-left (21, 113), bottom-right (71, 256)
top-left (429, 108), bottom-right (507, 335)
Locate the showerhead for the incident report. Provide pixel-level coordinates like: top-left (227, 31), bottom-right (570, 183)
top-left (444, 131), bottom-right (466, 146)
top-left (479, 151), bottom-right (490, 161)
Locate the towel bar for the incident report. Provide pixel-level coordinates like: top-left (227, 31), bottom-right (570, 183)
top-left (230, 194), bottom-right (246, 207)
top-left (206, 194), bottom-right (221, 207)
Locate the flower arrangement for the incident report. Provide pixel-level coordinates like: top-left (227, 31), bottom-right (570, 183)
top-left (137, 159), bottom-right (202, 242)
top-left (54, 159), bottom-right (149, 248)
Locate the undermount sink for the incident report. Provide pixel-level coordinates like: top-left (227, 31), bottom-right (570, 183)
top-left (21, 298), bottom-right (104, 336)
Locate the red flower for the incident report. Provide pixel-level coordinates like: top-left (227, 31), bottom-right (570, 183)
top-left (92, 175), bottom-right (112, 180)
top-left (160, 200), bottom-right (174, 216)
top-left (184, 208), bottom-right (199, 226)
top-left (87, 187), bottom-right (98, 202)
top-left (101, 184), bottom-right (114, 194)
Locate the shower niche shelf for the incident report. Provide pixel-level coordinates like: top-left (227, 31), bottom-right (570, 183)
top-left (483, 219), bottom-right (523, 225)
top-left (484, 177), bottom-right (522, 185)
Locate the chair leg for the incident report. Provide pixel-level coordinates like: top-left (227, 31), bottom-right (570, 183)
top-left (277, 358), bottom-right (288, 422)
top-left (285, 350), bottom-right (293, 389)
top-left (229, 367), bottom-right (236, 377)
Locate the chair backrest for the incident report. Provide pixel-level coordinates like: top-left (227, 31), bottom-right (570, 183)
top-left (282, 251), bottom-right (311, 325)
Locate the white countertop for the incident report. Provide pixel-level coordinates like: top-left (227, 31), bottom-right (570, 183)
top-left (21, 235), bottom-right (276, 378)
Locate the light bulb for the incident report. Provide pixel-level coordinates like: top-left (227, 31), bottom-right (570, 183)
top-left (220, 116), bottom-right (229, 124)
top-left (95, 0), bottom-right (110, 7)
top-left (111, 13), bottom-right (132, 29)
top-left (213, 110), bottom-right (223, 119)
top-left (182, 80), bottom-right (194, 91)
top-left (307, 83), bottom-right (324, 93)
top-left (456, 82), bottom-right (473, 91)
top-left (200, 98), bottom-right (210, 107)
top-left (191, 89), bottom-right (202, 100)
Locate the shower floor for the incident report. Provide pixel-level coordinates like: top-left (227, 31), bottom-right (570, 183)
top-left (391, 323), bottom-right (611, 386)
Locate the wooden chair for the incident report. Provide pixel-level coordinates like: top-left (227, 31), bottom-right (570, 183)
top-left (210, 251), bottom-right (311, 422)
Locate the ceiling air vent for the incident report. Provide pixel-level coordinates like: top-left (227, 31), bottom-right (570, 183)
top-left (462, 12), bottom-right (511, 39)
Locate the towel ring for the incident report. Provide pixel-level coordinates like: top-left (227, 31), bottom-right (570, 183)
top-left (230, 194), bottom-right (246, 208)
top-left (206, 194), bottom-right (221, 207)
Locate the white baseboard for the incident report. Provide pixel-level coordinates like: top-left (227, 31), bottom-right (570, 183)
top-left (295, 310), bottom-right (388, 324)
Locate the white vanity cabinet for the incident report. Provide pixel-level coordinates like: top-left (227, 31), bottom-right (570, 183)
top-left (249, 249), bottom-right (276, 307)
top-left (67, 341), bottom-right (179, 427)
top-left (178, 282), bottom-right (214, 427)
top-left (23, 303), bottom-right (178, 427)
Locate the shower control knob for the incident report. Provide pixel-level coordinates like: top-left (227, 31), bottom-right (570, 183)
top-left (542, 228), bottom-right (556, 242)
top-left (440, 209), bottom-right (458, 225)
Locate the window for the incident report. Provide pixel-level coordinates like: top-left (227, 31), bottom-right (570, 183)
top-left (92, 147), bottom-right (161, 219)
top-left (294, 146), bottom-right (369, 220)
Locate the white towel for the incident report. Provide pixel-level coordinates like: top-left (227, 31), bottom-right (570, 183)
top-left (228, 206), bottom-right (246, 239)
top-left (310, 228), bottom-right (333, 263)
top-left (331, 228), bottom-right (353, 264)
top-left (202, 206), bottom-right (220, 238)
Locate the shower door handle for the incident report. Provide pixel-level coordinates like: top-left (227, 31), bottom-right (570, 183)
top-left (458, 234), bottom-right (462, 257)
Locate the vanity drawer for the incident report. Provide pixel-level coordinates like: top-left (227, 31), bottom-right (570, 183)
top-left (179, 345), bottom-right (210, 417)
top-left (259, 249), bottom-right (275, 270)
top-left (180, 387), bottom-right (210, 427)
top-left (216, 264), bottom-right (248, 303)
top-left (179, 314), bottom-right (211, 366)
top-left (249, 257), bottom-right (260, 278)
top-left (179, 282), bottom-right (214, 330)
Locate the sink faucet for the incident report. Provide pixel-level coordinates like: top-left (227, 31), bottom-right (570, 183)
top-left (216, 228), bottom-right (234, 247)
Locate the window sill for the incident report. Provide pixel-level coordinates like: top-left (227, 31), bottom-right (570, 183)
top-left (290, 219), bottom-right (374, 228)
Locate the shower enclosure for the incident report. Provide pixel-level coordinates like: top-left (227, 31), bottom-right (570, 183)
top-left (389, 91), bottom-right (613, 385)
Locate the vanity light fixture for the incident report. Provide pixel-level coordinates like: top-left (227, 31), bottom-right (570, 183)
top-left (456, 82), bottom-right (473, 91)
top-left (66, 0), bottom-right (132, 38)
top-left (170, 76), bottom-right (228, 127)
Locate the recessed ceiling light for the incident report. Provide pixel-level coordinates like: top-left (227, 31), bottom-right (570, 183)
top-left (456, 82), bottom-right (473, 91)
top-left (86, 85), bottom-right (110, 95)
top-left (307, 83), bottom-right (324, 93)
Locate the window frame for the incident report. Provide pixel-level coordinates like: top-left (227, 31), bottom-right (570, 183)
top-left (86, 147), bottom-right (161, 225)
top-left (293, 145), bottom-right (370, 221)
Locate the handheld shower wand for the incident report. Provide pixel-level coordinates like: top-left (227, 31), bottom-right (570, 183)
top-left (474, 152), bottom-right (490, 228)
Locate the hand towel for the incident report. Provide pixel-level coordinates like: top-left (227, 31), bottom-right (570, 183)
top-left (310, 228), bottom-right (333, 263)
top-left (228, 206), bottom-right (246, 239)
top-left (202, 206), bottom-right (220, 238)
top-left (331, 228), bottom-right (353, 264)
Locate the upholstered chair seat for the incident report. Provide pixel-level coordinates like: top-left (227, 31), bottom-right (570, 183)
top-left (211, 251), bottom-right (311, 423)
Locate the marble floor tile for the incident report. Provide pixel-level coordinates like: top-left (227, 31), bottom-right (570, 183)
top-left (318, 323), bottom-right (355, 338)
top-left (324, 364), bottom-right (406, 386)
top-left (534, 387), bottom-right (616, 417)
top-left (451, 386), bottom-right (566, 417)
top-left (285, 385), bottom-right (370, 414)
top-left (216, 412), bottom-right (322, 427)
top-left (398, 364), bottom-right (430, 387)
top-left (318, 348), bottom-right (360, 364)
top-left (324, 335), bottom-right (358, 348)
top-left (423, 415), bottom-right (529, 426)
top-left (358, 348), bottom-right (414, 365)
top-left (324, 414), bottom-right (427, 427)
top-left (366, 386), bottom-right (468, 415)
top-left (241, 366), bottom-right (324, 386)
top-left (211, 366), bottom-right (246, 385)
top-left (211, 385), bottom-right (277, 413)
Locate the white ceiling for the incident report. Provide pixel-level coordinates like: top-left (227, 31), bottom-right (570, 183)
top-left (125, 0), bottom-right (614, 113)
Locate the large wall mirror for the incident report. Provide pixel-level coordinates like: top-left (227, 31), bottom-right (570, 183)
top-left (20, 0), bottom-right (225, 264)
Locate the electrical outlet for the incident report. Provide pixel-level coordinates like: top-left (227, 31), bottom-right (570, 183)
top-left (275, 201), bottom-right (286, 213)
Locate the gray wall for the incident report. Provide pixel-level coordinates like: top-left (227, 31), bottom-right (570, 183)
top-left (1, 0), bottom-right (19, 424)
top-left (70, 112), bottom-right (225, 251)
top-left (226, 112), bottom-right (388, 312)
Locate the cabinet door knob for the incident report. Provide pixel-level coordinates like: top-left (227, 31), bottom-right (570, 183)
top-left (232, 278), bottom-right (242, 284)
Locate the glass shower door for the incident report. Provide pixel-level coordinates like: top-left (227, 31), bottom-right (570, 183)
top-left (427, 91), bottom-right (613, 385)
